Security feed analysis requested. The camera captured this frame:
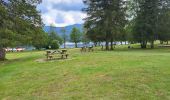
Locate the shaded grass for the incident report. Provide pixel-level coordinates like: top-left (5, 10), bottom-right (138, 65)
top-left (0, 47), bottom-right (170, 100)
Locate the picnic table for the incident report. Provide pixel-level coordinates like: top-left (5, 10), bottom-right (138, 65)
top-left (46, 50), bottom-right (69, 60)
top-left (81, 46), bottom-right (94, 52)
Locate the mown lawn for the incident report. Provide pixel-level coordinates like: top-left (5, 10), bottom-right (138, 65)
top-left (0, 47), bottom-right (170, 100)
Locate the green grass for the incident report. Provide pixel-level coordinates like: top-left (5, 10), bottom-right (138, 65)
top-left (0, 46), bottom-right (170, 100)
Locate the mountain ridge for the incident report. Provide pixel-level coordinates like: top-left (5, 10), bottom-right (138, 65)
top-left (43, 24), bottom-right (83, 36)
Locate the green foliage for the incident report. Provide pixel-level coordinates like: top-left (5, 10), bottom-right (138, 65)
top-left (32, 28), bottom-right (48, 49)
top-left (0, 0), bottom-right (45, 59)
top-left (83, 0), bottom-right (127, 50)
top-left (157, 6), bottom-right (170, 42)
top-left (50, 40), bottom-right (60, 49)
top-left (70, 27), bottom-right (82, 48)
top-left (61, 28), bottom-right (68, 41)
top-left (82, 32), bottom-right (90, 45)
top-left (46, 25), bottom-right (63, 49)
top-left (48, 31), bottom-right (63, 45)
top-left (130, 0), bottom-right (170, 48)
top-left (84, 0), bottom-right (170, 49)
top-left (60, 28), bottom-right (68, 48)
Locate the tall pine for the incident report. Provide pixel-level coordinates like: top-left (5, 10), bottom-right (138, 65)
top-left (83, 0), bottom-right (127, 50)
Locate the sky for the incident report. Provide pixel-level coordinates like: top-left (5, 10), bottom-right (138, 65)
top-left (38, 0), bottom-right (87, 27)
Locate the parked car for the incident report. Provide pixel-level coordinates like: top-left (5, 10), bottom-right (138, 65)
top-left (16, 48), bottom-right (25, 52)
top-left (5, 48), bottom-right (25, 52)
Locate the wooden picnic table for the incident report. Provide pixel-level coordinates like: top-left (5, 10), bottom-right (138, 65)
top-left (81, 46), bottom-right (94, 52)
top-left (46, 50), bottom-right (69, 60)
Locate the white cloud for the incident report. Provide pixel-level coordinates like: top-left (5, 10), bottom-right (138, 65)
top-left (38, 0), bottom-right (86, 27)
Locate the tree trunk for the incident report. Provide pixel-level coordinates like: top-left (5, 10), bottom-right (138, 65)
top-left (64, 39), bottom-right (66, 48)
top-left (105, 41), bottom-right (109, 50)
top-left (121, 41), bottom-right (123, 45)
top-left (0, 48), bottom-right (6, 61)
top-left (160, 41), bottom-right (163, 44)
top-left (125, 41), bottom-right (127, 45)
top-left (151, 41), bottom-right (154, 49)
top-left (105, 31), bottom-right (110, 50)
top-left (94, 42), bottom-right (97, 47)
top-left (141, 41), bottom-right (147, 49)
top-left (75, 42), bottom-right (78, 48)
top-left (101, 45), bottom-right (104, 50)
top-left (64, 42), bottom-right (66, 48)
top-left (110, 39), bottom-right (114, 50)
top-left (167, 41), bottom-right (169, 45)
top-left (114, 41), bottom-right (116, 48)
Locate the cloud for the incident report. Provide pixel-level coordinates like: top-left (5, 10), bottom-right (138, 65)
top-left (38, 0), bottom-right (86, 27)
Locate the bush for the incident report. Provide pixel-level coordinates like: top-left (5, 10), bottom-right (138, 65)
top-left (50, 40), bottom-right (60, 49)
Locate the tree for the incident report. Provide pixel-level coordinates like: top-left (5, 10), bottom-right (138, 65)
top-left (83, 0), bottom-right (127, 50)
top-left (32, 28), bottom-right (48, 50)
top-left (82, 28), bottom-right (90, 46)
top-left (0, 0), bottom-right (43, 60)
top-left (51, 40), bottom-right (60, 49)
top-left (130, 0), bottom-right (170, 48)
top-left (60, 27), bottom-right (68, 48)
top-left (157, 2), bottom-right (170, 44)
top-left (47, 25), bottom-right (63, 49)
top-left (70, 27), bottom-right (81, 48)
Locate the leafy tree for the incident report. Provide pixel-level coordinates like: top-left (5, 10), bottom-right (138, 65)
top-left (32, 28), bottom-right (48, 50)
top-left (82, 28), bottom-right (90, 46)
top-left (47, 25), bottom-right (63, 49)
top-left (70, 27), bottom-right (81, 48)
top-left (60, 27), bottom-right (68, 48)
top-left (0, 0), bottom-right (43, 60)
top-left (51, 40), bottom-right (60, 49)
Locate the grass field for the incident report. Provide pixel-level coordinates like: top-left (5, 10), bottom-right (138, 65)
top-left (0, 46), bottom-right (170, 100)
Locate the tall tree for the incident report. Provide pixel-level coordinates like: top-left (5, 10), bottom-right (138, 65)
top-left (157, 1), bottom-right (170, 44)
top-left (47, 25), bottom-right (63, 49)
top-left (0, 0), bottom-right (44, 60)
top-left (131, 0), bottom-right (169, 48)
top-left (32, 28), bottom-right (48, 50)
top-left (82, 28), bottom-right (90, 46)
top-left (70, 27), bottom-right (81, 48)
top-left (60, 27), bottom-right (68, 48)
top-left (83, 0), bottom-right (127, 50)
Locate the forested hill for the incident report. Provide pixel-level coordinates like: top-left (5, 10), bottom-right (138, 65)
top-left (43, 24), bottom-right (83, 36)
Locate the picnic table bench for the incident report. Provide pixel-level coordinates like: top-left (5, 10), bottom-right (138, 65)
top-left (81, 46), bottom-right (94, 52)
top-left (46, 50), bottom-right (69, 60)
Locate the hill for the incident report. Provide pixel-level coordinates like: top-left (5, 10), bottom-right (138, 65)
top-left (43, 24), bottom-right (83, 36)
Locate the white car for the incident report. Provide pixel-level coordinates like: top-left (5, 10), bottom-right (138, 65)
top-left (16, 48), bottom-right (25, 52)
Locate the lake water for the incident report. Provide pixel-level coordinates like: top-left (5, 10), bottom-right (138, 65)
top-left (60, 42), bottom-right (128, 48)
top-left (60, 42), bottom-right (94, 48)
top-left (21, 42), bottom-right (128, 51)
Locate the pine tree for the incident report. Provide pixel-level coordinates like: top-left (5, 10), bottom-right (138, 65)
top-left (131, 0), bottom-right (170, 48)
top-left (83, 0), bottom-right (127, 50)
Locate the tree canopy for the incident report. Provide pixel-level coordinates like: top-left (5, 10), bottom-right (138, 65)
top-left (83, 0), bottom-right (127, 50)
top-left (0, 0), bottom-right (46, 60)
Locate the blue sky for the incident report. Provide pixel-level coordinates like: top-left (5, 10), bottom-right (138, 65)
top-left (38, 0), bottom-right (86, 27)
